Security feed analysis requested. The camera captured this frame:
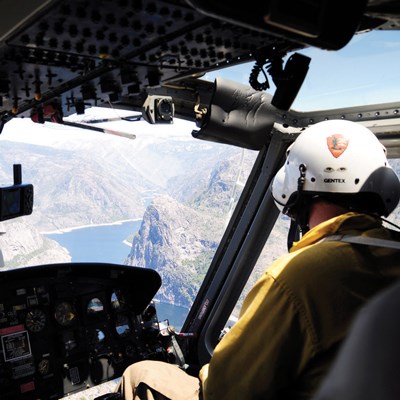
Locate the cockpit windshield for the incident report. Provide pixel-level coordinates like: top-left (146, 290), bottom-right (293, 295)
top-left (0, 28), bottom-right (399, 331)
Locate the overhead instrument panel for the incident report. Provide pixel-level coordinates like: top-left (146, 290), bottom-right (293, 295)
top-left (0, 0), bottom-right (301, 125)
top-left (0, 263), bottom-right (173, 400)
top-left (0, 0), bottom-right (398, 130)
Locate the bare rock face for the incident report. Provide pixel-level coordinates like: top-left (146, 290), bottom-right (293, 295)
top-left (125, 195), bottom-right (222, 308)
top-left (0, 220), bottom-right (71, 269)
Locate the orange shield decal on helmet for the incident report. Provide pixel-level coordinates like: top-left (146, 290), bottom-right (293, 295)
top-left (327, 134), bottom-right (349, 158)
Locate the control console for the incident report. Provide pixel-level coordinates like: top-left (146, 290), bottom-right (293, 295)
top-left (0, 263), bottom-right (172, 399)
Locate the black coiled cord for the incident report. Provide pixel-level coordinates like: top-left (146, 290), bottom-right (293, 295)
top-left (249, 61), bottom-right (271, 91)
top-left (249, 54), bottom-right (284, 91)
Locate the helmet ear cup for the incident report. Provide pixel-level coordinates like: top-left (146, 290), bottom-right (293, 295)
top-left (359, 167), bottom-right (400, 216)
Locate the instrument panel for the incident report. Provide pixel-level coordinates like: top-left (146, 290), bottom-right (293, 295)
top-left (0, 263), bottom-right (166, 399)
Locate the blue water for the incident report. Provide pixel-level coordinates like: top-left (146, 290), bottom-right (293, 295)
top-left (46, 220), bottom-right (141, 264)
top-left (45, 220), bottom-right (189, 330)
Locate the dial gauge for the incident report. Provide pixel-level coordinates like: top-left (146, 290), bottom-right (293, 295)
top-left (54, 301), bottom-right (76, 327)
top-left (111, 290), bottom-right (125, 310)
top-left (115, 314), bottom-right (130, 337)
top-left (38, 359), bottom-right (50, 375)
top-left (25, 308), bottom-right (47, 332)
top-left (90, 328), bottom-right (105, 345)
top-left (87, 298), bottom-right (104, 314)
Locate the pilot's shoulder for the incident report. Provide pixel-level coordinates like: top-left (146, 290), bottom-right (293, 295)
top-left (267, 238), bottom-right (357, 285)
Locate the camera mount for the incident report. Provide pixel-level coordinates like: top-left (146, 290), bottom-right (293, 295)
top-left (142, 95), bottom-right (175, 124)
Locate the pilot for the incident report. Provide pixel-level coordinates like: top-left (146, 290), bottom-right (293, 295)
top-left (116, 119), bottom-right (400, 399)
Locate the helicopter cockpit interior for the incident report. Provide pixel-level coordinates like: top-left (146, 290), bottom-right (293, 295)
top-left (1, 0), bottom-right (400, 399)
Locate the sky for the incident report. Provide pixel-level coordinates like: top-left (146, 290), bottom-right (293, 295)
top-left (203, 30), bottom-right (400, 111)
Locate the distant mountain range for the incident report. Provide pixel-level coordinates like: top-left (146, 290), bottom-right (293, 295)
top-left (0, 138), bottom-right (150, 232)
top-left (0, 118), bottom-right (249, 272)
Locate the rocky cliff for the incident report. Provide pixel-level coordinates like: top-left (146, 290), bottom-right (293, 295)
top-left (125, 195), bottom-right (224, 307)
top-left (124, 149), bottom-right (257, 308)
top-left (0, 219), bottom-right (71, 270)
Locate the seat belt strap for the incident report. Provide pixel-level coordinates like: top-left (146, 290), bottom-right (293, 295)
top-left (323, 234), bottom-right (400, 250)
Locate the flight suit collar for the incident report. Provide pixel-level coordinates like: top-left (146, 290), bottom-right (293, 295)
top-left (290, 212), bottom-right (382, 252)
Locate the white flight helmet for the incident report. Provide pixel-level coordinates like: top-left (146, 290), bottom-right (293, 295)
top-left (272, 120), bottom-right (400, 222)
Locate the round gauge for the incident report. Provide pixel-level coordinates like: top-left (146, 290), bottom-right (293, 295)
top-left (25, 308), bottom-right (47, 332)
top-left (87, 298), bottom-right (104, 314)
top-left (37, 359), bottom-right (50, 375)
top-left (90, 329), bottom-right (106, 347)
top-left (115, 314), bottom-right (130, 337)
top-left (54, 301), bottom-right (76, 327)
top-left (111, 290), bottom-right (125, 310)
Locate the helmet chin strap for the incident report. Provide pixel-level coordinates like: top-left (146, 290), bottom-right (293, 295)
top-left (287, 220), bottom-right (301, 251)
top-left (297, 164), bottom-right (307, 191)
top-left (285, 164), bottom-right (309, 250)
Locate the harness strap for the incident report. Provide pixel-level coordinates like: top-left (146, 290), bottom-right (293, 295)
top-left (323, 234), bottom-right (400, 250)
